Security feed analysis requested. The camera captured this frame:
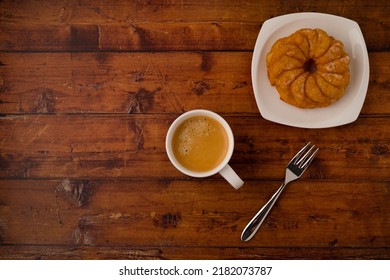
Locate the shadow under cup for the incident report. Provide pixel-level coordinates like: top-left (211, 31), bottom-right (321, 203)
top-left (166, 109), bottom-right (244, 189)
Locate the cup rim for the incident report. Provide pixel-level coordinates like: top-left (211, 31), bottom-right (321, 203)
top-left (165, 109), bottom-right (234, 178)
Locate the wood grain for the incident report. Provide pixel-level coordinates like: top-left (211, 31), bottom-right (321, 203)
top-left (0, 0), bottom-right (389, 260)
top-left (0, 52), bottom-right (256, 114)
top-left (1, 0), bottom-right (389, 51)
top-left (0, 180), bottom-right (389, 250)
top-left (1, 115), bottom-right (389, 180)
top-left (0, 52), bottom-right (389, 114)
top-left (1, 245), bottom-right (389, 260)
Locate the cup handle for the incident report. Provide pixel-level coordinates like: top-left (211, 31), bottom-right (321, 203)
top-left (219, 164), bottom-right (244, 189)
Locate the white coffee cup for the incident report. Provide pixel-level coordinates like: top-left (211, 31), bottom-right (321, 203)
top-left (165, 109), bottom-right (244, 189)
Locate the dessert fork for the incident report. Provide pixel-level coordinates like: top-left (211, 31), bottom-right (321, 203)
top-left (241, 142), bottom-right (319, 242)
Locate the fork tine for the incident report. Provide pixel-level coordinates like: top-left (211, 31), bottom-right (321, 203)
top-left (292, 142), bottom-right (311, 164)
top-left (296, 144), bottom-right (316, 166)
top-left (301, 147), bottom-right (319, 169)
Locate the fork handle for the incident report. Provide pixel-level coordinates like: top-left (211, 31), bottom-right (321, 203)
top-left (241, 182), bottom-right (287, 242)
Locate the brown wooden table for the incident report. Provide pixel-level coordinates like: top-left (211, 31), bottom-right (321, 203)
top-left (0, 0), bottom-right (389, 260)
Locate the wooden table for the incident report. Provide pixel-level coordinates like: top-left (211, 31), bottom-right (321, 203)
top-left (0, 0), bottom-right (389, 260)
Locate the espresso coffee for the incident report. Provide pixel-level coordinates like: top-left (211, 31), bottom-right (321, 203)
top-left (171, 115), bottom-right (229, 172)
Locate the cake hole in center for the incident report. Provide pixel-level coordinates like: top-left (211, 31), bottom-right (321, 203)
top-left (304, 59), bottom-right (317, 73)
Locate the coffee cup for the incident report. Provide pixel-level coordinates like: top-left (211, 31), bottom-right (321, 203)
top-left (166, 109), bottom-right (244, 189)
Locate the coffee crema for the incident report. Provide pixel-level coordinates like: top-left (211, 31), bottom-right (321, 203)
top-left (171, 115), bottom-right (229, 172)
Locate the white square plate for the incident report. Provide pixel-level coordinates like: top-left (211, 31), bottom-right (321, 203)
top-left (252, 13), bottom-right (370, 128)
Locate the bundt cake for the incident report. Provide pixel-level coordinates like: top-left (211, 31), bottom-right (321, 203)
top-left (266, 28), bottom-right (350, 108)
